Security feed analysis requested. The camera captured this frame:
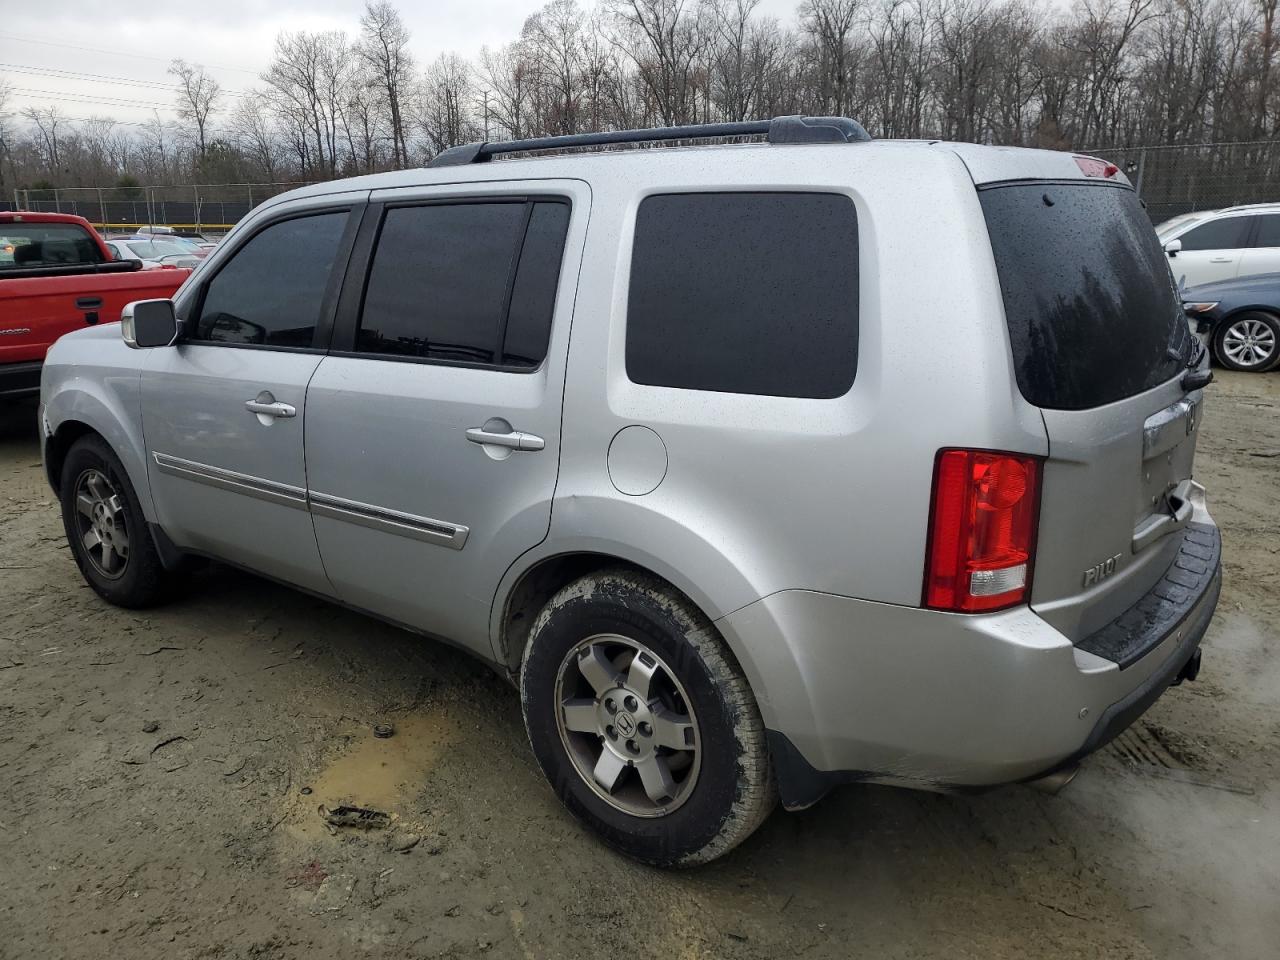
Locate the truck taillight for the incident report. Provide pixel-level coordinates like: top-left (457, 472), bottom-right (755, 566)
top-left (923, 449), bottom-right (1042, 613)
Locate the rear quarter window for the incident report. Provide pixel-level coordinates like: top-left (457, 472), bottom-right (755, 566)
top-left (625, 192), bottom-right (858, 399)
top-left (980, 182), bottom-right (1195, 410)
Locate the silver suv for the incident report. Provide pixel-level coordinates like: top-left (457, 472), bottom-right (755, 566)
top-left (39, 118), bottom-right (1221, 866)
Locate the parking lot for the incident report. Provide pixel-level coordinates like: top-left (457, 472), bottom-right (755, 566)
top-left (0, 370), bottom-right (1277, 960)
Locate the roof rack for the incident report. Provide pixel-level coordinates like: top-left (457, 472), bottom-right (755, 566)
top-left (427, 115), bottom-right (871, 168)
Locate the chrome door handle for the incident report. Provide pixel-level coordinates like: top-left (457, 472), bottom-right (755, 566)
top-left (245, 399), bottom-right (296, 419)
top-left (466, 427), bottom-right (544, 451)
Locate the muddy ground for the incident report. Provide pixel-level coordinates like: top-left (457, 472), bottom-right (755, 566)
top-left (1, 370), bottom-right (1278, 960)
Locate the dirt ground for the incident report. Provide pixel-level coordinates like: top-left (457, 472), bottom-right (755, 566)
top-left (1, 371), bottom-right (1278, 960)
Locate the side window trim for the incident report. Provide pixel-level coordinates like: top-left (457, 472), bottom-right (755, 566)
top-left (329, 194), bottom-right (571, 372)
top-left (182, 201), bottom-right (365, 353)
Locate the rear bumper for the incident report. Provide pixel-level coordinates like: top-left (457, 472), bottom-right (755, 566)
top-left (717, 517), bottom-right (1222, 810)
top-left (0, 360), bottom-right (42, 399)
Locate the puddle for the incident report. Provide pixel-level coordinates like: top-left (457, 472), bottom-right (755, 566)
top-left (285, 712), bottom-right (454, 841)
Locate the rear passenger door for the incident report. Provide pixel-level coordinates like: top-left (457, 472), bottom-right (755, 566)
top-left (304, 181), bottom-right (588, 655)
top-left (1168, 215), bottom-right (1253, 287)
top-left (1236, 213), bottom-right (1280, 280)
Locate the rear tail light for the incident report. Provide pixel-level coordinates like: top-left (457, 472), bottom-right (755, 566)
top-left (923, 449), bottom-right (1042, 613)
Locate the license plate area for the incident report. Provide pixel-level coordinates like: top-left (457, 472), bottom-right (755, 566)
top-left (1135, 396), bottom-right (1201, 551)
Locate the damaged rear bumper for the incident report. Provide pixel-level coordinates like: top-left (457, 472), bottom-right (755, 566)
top-left (717, 524), bottom-right (1222, 811)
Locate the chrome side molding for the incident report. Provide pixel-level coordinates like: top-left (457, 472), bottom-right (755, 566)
top-left (152, 453), bottom-right (469, 551)
top-left (152, 452), bottom-right (308, 510)
top-left (309, 491), bottom-right (469, 551)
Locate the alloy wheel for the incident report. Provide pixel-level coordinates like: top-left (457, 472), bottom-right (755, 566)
top-left (73, 468), bottom-right (130, 580)
top-left (1222, 317), bottom-right (1277, 369)
top-left (553, 634), bottom-right (700, 817)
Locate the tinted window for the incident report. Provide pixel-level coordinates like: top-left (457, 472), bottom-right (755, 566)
top-left (626, 193), bottom-right (858, 398)
top-left (1177, 216), bottom-right (1251, 251)
top-left (0, 222), bottom-right (104, 270)
top-left (503, 203), bottom-right (570, 366)
top-left (980, 183), bottom-right (1195, 411)
top-left (360, 203), bottom-right (521, 363)
top-left (358, 200), bottom-right (568, 367)
top-left (194, 212), bottom-right (347, 347)
top-left (1253, 214), bottom-right (1280, 247)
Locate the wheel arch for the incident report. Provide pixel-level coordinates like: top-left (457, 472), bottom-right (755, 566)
top-left (42, 382), bottom-right (156, 521)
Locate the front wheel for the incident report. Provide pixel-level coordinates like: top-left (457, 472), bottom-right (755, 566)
top-left (1213, 311), bottom-right (1280, 372)
top-left (59, 434), bottom-right (174, 608)
top-left (520, 569), bottom-right (775, 866)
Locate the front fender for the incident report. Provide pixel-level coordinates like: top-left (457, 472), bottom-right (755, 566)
top-left (41, 330), bottom-right (152, 520)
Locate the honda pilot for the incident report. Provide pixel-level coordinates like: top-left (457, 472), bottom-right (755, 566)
top-left (39, 117), bottom-right (1221, 866)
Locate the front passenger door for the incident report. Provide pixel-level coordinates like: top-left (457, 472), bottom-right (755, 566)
top-left (1168, 215), bottom-right (1253, 288)
top-left (141, 199), bottom-right (361, 594)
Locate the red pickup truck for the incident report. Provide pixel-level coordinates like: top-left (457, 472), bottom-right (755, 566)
top-left (1, 212), bottom-right (190, 399)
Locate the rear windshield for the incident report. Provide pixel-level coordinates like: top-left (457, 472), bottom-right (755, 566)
top-left (980, 182), bottom-right (1195, 410)
top-left (0, 222), bottom-right (104, 270)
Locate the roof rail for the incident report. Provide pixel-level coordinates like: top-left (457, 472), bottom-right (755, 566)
top-left (427, 115), bottom-right (871, 168)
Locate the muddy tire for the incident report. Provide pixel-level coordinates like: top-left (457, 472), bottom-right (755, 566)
top-left (520, 568), bottom-right (775, 866)
top-left (59, 434), bottom-right (173, 608)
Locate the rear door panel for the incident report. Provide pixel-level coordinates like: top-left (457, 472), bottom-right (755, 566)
top-left (304, 179), bottom-right (589, 656)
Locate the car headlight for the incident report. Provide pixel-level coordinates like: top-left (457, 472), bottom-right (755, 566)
top-left (1183, 301), bottom-right (1219, 314)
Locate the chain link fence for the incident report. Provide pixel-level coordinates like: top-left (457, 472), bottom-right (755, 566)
top-left (8, 182), bottom-right (316, 236)
top-left (1086, 140), bottom-right (1280, 226)
top-left (10, 141), bottom-right (1280, 234)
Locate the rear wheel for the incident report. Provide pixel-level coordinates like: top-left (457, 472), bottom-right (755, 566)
top-left (1213, 311), bottom-right (1280, 372)
top-left (520, 569), bottom-right (775, 866)
top-left (59, 435), bottom-right (174, 608)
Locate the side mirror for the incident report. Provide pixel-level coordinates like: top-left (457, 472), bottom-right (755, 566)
top-left (1163, 238), bottom-right (1182, 257)
top-left (121, 299), bottom-right (180, 349)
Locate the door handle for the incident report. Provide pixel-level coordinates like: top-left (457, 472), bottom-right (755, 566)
top-left (1209, 256), bottom-right (1233, 263)
top-left (466, 426), bottom-right (544, 451)
top-left (245, 398), bottom-right (296, 419)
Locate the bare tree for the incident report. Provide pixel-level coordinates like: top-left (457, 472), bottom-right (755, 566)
top-left (169, 59), bottom-right (222, 161)
top-left (358, 0), bottom-right (414, 167)
top-left (609, 0), bottom-right (709, 125)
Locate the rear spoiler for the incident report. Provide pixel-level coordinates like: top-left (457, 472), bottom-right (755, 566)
top-left (0, 260), bottom-right (143, 281)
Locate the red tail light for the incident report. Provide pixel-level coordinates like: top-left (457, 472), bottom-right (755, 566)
top-left (1073, 155), bottom-right (1120, 179)
top-left (923, 449), bottom-right (1042, 613)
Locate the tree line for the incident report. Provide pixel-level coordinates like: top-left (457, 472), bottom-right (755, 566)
top-left (1, 0), bottom-right (1278, 193)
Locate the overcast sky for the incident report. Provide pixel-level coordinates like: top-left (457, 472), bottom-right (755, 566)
top-left (1, 0), bottom-right (803, 129)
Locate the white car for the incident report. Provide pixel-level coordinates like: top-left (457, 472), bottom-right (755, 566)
top-left (105, 238), bottom-right (201, 270)
top-left (1157, 202), bottom-right (1280, 288)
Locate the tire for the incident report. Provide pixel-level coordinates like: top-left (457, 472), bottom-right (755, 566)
top-left (1212, 311), bottom-right (1280, 372)
top-left (59, 434), bottom-right (174, 608)
top-left (520, 568), bottom-right (776, 866)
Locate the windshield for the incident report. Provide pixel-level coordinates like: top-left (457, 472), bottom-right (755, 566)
top-left (980, 182), bottom-right (1196, 410)
top-left (1156, 215), bottom-right (1199, 241)
top-left (127, 239), bottom-right (192, 260)
top-left (0, 222), bottom-right (104, 270)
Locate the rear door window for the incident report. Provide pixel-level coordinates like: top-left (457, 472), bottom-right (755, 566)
top-left (357, 199), bottom-right (569, 368)
top-left (980, 182), bottom-right (1195, 410)
top-left (1177, 216), bottom-right (1252, 251)
top-left (625, 192), bottom-right (858, 398)
top-left (1252, 214), bottom-right (1280, 247)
